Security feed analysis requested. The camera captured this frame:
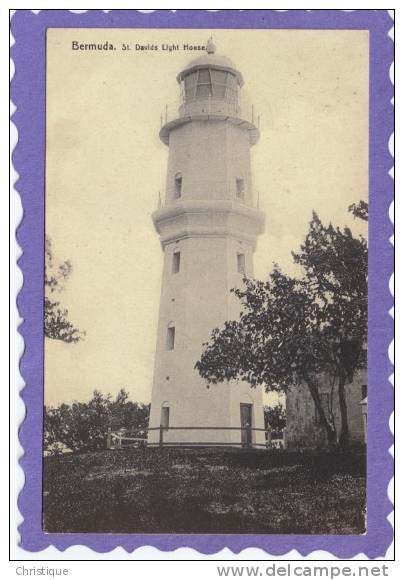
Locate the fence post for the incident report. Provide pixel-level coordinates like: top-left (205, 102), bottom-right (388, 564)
top-left (159, 424), bottom-right (164, 448)
top-left (107, 427), bottom-right (111, 449)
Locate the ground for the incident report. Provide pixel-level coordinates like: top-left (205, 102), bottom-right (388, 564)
top-left (43, 447), bottom-right (366, 534)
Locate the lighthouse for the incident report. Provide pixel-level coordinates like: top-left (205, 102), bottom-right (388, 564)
top-left (148, 40), bottom-right (266, 447)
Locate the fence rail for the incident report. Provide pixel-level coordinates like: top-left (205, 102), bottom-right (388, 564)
top-left (107, 426), bottom-right (284, 450)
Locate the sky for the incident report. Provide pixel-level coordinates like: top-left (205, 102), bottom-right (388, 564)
top-left (45, 28), bottom-right (368, 407)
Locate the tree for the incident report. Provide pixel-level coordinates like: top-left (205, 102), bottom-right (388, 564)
top-left (44, 389), bottom-right (150, 454)
top-left (196, 209), bottom-right (367, 448)
top-left (44, 390), bottom-right (110, 454)
top-left (108, 388), bottom-right (151, 435)
top-left (264, 404), bottom-right (286, 439)
top-left (348, 200), bottom-right (368, 222)
top-left (45, 237), bottom-right (82, 343)
top-left (292, 212), bottom-right (367, 447)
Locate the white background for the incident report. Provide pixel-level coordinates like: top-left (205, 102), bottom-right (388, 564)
top-left (4, 0), bottom-right (399, 576)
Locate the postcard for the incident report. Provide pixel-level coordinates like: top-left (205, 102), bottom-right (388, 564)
top-left (11, 9), bottom-right (394, 558)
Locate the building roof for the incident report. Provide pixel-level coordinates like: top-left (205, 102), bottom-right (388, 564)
top-left (176, 39), bottom-right (244, 86)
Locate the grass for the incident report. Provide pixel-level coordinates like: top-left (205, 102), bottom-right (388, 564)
top-left (43, 447), bottom-right (366, 534)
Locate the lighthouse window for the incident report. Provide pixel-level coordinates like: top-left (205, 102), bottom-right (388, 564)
top-left (161, 406), bottom-right (170, 431)
top-left (236, 178), bottom-right (245, 199)
top-left (174, 173), bottom-right (182, 198)
top-left (166, 324), bottom-right (175, 350)
top-left (184, 71), bottom-right (198, 87)
top-left (213, 84), bottom-right (226, 99)
top-left (196, 69), bottom-right (212, 99)
top-left (184, 69), bottom-right (238, 104)
top-left (198, 69), bottom-right (211, 83)
top-left (227, 73), bottom-right (237, 89)
top-left (211, 69), bottom-right (227, 84)
top-left (184, 72), bottom-right (198, 101)
top-left (211, 69), bottom-right (228, 100)
top-left (196, 83), bottom-right (212, 99)
top-left (237, 253), bottom-right (246, 274)
top-left (172, 251), bottom-right (181, 274)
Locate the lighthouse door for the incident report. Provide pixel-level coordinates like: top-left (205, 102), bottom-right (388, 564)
top-left (240, 404), bottom-right (253, 448)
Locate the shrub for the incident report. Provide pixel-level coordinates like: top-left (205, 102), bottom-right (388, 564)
top-left (44, 389), bottom-right (150, 454)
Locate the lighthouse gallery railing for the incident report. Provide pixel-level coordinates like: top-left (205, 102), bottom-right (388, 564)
top-left (160, 97), bottom-right (260, 129)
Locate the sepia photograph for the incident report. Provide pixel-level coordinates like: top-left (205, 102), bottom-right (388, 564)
top-left (41, 26), bottom-right (370, 536)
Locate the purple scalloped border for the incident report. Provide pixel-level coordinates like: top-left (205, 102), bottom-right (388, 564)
top-left (11, 9), bottom-right (394, 558)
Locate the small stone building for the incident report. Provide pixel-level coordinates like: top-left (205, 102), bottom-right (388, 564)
top-left (285, 369), bottom-right (367, 449)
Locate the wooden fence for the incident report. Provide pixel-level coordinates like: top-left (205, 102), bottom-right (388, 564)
top-left (107, 426), bottom-right (284, 450)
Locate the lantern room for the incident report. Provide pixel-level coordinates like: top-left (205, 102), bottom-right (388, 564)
top-left (180, 68), bottom-right (239, 104)
top-left (159, 38), bottom-right (260, 146)
top-left (177, 38), bottom-right (243, 109)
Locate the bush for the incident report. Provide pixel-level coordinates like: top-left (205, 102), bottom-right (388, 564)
top-left (44, 389), bottom-right (150, 454)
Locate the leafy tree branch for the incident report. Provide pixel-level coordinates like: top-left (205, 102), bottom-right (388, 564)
top-left (45, 236), bottom-right (83, 343)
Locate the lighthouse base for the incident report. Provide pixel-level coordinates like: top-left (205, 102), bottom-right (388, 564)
top-left (147, 382), bottom-right (266, 449)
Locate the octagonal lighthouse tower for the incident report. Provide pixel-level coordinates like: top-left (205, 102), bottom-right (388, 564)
top-left (148, 40), bottom-right (266, 447)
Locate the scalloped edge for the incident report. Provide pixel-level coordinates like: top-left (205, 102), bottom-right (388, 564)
top-left (10, 8), bottom-right (394, 559)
